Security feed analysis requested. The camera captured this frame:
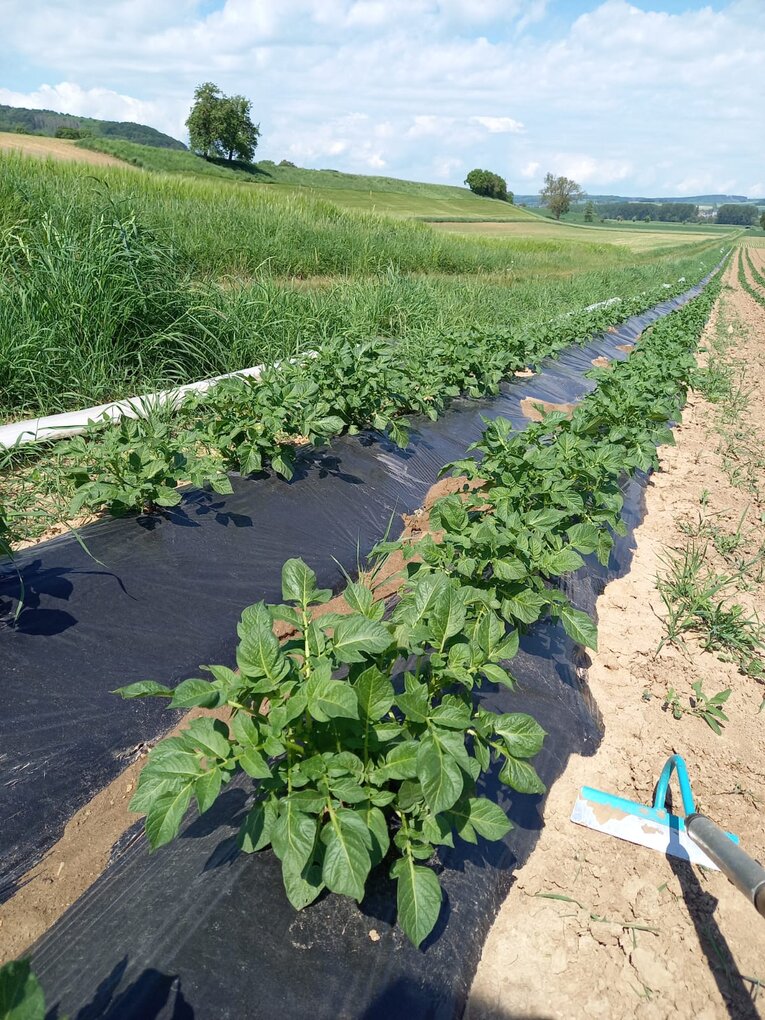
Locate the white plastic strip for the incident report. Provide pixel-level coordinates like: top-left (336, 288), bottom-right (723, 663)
top-left (0, 363), bottom-right (270, 451)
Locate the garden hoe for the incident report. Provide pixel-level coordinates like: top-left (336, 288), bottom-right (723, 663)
top-left (571, 754), bottom-right (765, 918)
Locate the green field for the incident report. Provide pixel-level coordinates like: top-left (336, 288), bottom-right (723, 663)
top-left (430, 217), bottom-right (735, 252)
top-left (0, 148), bottom-right (727, 420)
top-left (78, 137), bottom-right (534, 221)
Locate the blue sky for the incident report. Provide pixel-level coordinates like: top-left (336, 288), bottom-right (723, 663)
top-left (1, 0), bottom-right (762, 196)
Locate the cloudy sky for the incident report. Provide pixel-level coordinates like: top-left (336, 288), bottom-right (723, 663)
top-left (1, 0), bottom-right (763, 196)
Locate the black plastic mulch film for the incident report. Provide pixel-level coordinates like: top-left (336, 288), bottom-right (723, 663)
top-left (0, 273), bottom-right (715, 1019)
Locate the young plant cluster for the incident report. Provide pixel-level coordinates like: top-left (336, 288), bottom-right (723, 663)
top-left (65, 414), bottom-right (233, 517)
top-left (116, 275), bottom-right (720, 947)
top-left (118, 558), bottom-right (545, 948)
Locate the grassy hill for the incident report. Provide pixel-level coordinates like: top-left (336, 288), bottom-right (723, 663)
top-left (0, 103), bottom-right (185, 149)
top-left (77, 137), bottom-right (534, 221)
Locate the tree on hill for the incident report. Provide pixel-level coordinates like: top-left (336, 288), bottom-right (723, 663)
top-left (716, 203), bottom-right (758, 226)
top-left (465, 169), bottom-right (512, 202)
top-left (539, 172), bottom-right (584, 220)
top-left (186, 83), bottom-right (260, 162)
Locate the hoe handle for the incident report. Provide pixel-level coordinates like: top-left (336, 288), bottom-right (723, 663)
top-left (686, 813), bottom-right (765, 918)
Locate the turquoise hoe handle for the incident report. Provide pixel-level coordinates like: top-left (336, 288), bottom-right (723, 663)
top-left (652, 753), bottom-right (697, 815)
top-left (686, 814), bottom-right (765, 919)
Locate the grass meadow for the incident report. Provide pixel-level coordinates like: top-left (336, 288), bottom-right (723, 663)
top-left (0, 149), bottom-right (728, 419)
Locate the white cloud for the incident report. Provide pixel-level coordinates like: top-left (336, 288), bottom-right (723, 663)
top-left (473, 116), bottom-right (524, 134)
top-left (1, 1), bottom-right (764, 194)
top-left (433, 156), bottom-right (463, 179)
top-left (406, 116), bottom-right (455, 139)
top-left (550, 154), bottom-right (633, 186)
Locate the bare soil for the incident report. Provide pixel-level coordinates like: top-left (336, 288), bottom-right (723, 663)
top-left (468, 252), bottom-right (765, 1020)
top-left (0, 132), bottom-right (129, 168)
top-left (520, 398), bottom-right (579, 422)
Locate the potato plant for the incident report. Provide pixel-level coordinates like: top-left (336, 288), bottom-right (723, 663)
top-left (117, 559), bottom-right (546, 947)
top-left (192, 368), bottom-right (345, 480)
top-left (63, 414), bottom-right (232, 516)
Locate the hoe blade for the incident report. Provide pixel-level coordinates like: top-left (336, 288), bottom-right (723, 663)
top-left (570, 786), bottom-right (727, 869)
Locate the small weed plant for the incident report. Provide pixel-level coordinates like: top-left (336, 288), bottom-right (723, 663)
top-left (658, 541), bottom-right (765, 679)
top-left (663, 680), bottom-right (732, 734)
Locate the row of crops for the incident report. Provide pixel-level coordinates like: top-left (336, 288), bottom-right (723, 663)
top-left (740, 246), bottom-right (765, 306)
top-left (97, 272), bottom-right (722, 946)
top-left (0, 250), bottom-right (722, 558)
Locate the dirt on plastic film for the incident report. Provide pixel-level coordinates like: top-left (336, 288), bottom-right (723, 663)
top-left (468, 254), bottom-right (765, 1020)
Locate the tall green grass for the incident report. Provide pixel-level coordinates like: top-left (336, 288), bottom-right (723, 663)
top-left (0, 151), bottom-right (725, 418)
top-left (0, 151), bottom-right (660, 279)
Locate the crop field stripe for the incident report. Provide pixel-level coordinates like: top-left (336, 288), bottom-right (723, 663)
top-left (0, 267), bottom-right (722, 973)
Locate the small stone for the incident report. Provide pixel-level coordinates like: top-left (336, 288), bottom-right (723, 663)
top-left (368, 929), bottom-right (380, 942)
top-left (549, 947), bottom-right (568, 974)
top-left (630, 946), bottom-right (673, 991)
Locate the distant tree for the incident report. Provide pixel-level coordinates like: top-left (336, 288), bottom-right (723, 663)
top-left (54, 126), bottom-right (82, 140)
top-left (760, 211), bottom-right (765, 231)
top-left (465, 169), bottom-right (512, 202)
top-left (539, 173), bottom-right (584, 220)
top-left (716, 203), bottom-right (758, 226)
top-left (186, 82), bottom-right (224, 158)
top-left (583, 200), bottom-right (596, 223)
top-left (217, 94), bottom-right (260, 162)
top-left (186, 83), bottom-right (260, 162)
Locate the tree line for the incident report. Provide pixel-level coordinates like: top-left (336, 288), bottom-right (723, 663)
top-left (598, 201), bottom-right (699, 223)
